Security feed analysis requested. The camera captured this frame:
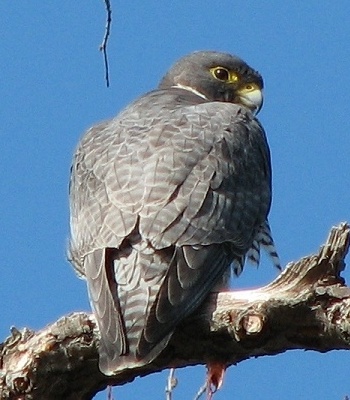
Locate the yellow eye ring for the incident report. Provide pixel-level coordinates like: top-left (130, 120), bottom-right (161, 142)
top-left (210, 67), bottom-right (239, 83)
top-left (211, 67), bottom-right (230, 81)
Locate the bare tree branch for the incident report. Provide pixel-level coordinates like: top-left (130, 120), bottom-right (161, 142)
top-left (1, 223), bottom-right (349, 399)
top-left (99, 0), bottom-right (112, 87)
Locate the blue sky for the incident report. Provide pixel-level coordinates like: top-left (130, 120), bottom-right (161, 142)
top-left (1, 1), bottom-right (349, 399)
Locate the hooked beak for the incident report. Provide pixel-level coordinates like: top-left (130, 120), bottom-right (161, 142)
top-left (236, 88), bottom-right (263, 115)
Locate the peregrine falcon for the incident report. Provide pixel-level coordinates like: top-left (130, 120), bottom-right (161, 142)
top-left (68, 51), bottom-right (280, 375)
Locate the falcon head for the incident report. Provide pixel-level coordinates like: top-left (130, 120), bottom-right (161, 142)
top-left (159, 51), bottom-right (264, 114)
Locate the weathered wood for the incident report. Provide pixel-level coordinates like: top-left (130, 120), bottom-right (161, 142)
top-left (1, 223), bottom-right (349, 400)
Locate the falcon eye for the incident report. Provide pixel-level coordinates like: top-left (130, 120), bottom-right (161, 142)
top-left (210, 67), bottom-right (230, 82)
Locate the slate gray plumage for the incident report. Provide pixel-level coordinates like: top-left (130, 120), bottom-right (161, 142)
top-left (68, 51), bottom-right (280, 374)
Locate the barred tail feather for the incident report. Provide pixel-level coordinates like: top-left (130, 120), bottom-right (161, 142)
top-left (247, 239), bottom-right (260, 267)
top-left (232, 255), bottom-right (245, 277)
top-left (247, 221), bottom-right (281, 270)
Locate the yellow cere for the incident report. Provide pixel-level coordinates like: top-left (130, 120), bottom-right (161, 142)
top-left (238, 82), bottom-right (260, 93)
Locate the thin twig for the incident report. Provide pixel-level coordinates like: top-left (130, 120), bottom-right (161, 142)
top-left (193, 382), bottom-right (206, 400)
top-left (165, 368), bottom-right (177, 400)
top-left (107, 385), bottom-right (114, 400)
top-left (100, 0), bottom-right (112, 87)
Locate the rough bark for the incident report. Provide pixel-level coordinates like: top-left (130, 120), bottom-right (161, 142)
top-left (1, 223), bottom-right (349, 400)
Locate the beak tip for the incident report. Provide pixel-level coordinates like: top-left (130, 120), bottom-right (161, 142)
top-left (237, 88), bottom-right (263, 115)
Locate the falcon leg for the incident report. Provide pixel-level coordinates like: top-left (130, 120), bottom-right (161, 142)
top-left (206, 361), bottom-right (226, 399)
top-left (193, 362), bottom-right (226, 400)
